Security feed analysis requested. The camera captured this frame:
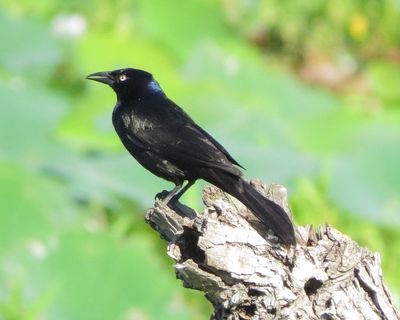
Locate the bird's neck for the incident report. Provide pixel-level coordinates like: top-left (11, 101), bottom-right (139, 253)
top-left (115, 80), bottom-right (165, 103)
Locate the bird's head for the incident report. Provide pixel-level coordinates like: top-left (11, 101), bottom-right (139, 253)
top-left (86, 68), bottom-right (163, 101)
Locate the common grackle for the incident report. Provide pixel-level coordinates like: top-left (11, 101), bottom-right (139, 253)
top-left (87, 68), bottom-right (296, 245)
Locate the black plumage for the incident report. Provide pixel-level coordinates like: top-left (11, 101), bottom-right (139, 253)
top-left (87, 68), bottom-right (296, 245)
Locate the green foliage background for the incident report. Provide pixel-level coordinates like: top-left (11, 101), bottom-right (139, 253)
top-left (0, 0), bottom-right (399, 318)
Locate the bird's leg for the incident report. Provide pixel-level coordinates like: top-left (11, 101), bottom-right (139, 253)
top-left (170, 180), bottom-right (195, 203)
top-left (160, 183), bottom-right (182, 205)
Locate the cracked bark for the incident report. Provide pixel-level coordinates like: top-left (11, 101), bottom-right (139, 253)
top-left (145, 180), bottom-right (400, 320)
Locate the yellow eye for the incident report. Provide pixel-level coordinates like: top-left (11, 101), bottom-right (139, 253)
top-left (119, 74), bottom-right (127, 81)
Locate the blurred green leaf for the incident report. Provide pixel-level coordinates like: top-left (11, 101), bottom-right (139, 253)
top-left (135, 0), bottom-right (231, 60)
top-left (0, 83), bottom-right (66, 161)
top-left (50, 153), bottom-right (166, 208)
top-left (0, 12), bottom-right (60, 78)
top-left (368, 61), bottom-right (400, 106)
top-left (0, 162), bottom-right (53, 255)
top-left (41, 230), bottom-right (201, 320)
top-left (330, 122), bottom-right (400, 225)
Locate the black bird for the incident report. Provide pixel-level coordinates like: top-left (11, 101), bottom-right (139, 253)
top-left (86, 68), bottom-right (296, 245)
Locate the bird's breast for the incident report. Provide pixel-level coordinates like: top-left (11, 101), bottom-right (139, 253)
top-left (131, 117), bottom-right (154, 132)
top-left (113, 103), bottom-right (153, 133)
top-left (121, 113), bottom-right (131, 128)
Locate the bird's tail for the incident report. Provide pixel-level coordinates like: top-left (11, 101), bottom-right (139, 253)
top-left (203, 169), bottom-right (296, 245)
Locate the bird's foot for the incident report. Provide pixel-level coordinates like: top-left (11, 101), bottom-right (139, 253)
top-left (155, 191), bottom-right (181, 207)
top-left (154, 193), bottom-right (196, 219)
top-left (155, 190), bottom-right (170, 201)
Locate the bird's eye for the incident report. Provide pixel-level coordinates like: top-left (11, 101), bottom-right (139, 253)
top-left (119, 74), bottom-right (127, 81)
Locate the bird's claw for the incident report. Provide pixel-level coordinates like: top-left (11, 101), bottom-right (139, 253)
top-left (155, 190), bottom-right (170, 201)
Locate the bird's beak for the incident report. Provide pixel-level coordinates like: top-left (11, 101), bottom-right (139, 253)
top-left (86, 71), bottom-right (114, 85)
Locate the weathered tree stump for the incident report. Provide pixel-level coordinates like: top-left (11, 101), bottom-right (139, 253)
top-left (145, 180), bottom-right (399, 320)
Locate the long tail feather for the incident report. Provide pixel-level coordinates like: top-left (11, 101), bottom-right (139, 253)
top-left (204, 170), bottom-right (296, 245)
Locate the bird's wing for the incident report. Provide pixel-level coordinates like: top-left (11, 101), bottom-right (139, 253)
top-left (191, 123), bottom-right (245, 169)
top-left (127, 100), bottom-right (242, 177)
